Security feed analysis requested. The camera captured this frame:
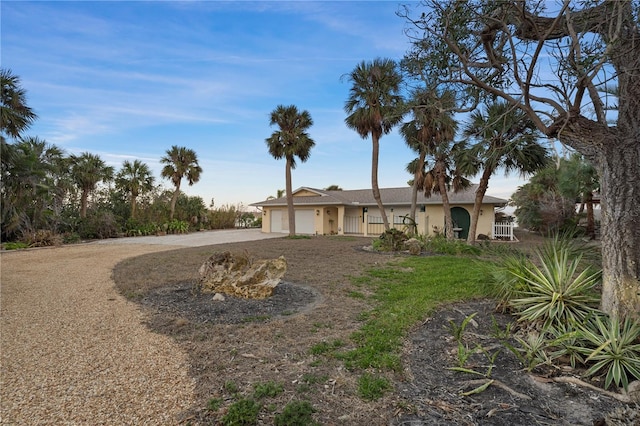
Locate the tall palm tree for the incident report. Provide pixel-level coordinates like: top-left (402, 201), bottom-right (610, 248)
top-left (344, 58), bottom-right (404, 231)
top-left (461, 101), bottom-right (549, 243)
top-left (1, 69), bottom-right (37, 141)
top-left (265, 105), bottom-right (315, 236)
top-left (401, 88), bottom-right (465, 239)
top-left (115, 159), bottom-right (155, 219)
top-left (160, 145), bottom-right (202, 221)
top-left (424, 142), bottom-right (471, 239)
top-left (70, 152), bottom-right (114, 218)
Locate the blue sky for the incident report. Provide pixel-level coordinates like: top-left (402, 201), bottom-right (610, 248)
top-left (2, 0), bottom-right (528, 209)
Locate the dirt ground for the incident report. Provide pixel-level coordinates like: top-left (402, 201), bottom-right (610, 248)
top-left (113, 234), bottom-right (638, 425)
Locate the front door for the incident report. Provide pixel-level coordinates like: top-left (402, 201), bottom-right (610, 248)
top-left (450, 207), bottom-right (470, 239)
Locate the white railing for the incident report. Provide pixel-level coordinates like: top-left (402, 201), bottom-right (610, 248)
top-left (367, 215), bottom-right (385, 236)
top-left (493, 221), bottom-right (515, 241)
top-left (344, 216), bottom-right (361, 234)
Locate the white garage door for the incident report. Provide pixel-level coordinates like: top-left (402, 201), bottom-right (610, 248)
top-left (270, 210), bottom-right (286, 233)
top-left (295, 209), bottom-right (315, 235)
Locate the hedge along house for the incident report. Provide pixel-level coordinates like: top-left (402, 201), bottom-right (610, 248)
top-left (251, 185), bottom-right (512, 240)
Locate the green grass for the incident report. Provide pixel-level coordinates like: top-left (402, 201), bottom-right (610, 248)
top-left (357, 373), bottom-right (391, 401)
top-left (309, 339), bottom-right (344, 356)
top-left (253, 381), bottom-right (284, 399)
top-left (342, 256), bottom-right (491, 372)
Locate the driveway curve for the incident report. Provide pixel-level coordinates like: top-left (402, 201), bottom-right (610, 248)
top-left (94, 228), bottom-right (282, 247)
top-left (1, 230), bottom-right (280, 424)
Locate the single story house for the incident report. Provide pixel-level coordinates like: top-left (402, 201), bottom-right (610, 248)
top-left (250, 185), bottom-right (511, 240)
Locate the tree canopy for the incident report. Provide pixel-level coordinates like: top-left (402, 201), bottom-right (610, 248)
top-left (400, 0), bottom-right (639, 319)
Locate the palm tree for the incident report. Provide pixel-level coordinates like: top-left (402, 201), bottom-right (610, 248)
top-left (401, 88), bottom-right (465, 239)
top-left (324, 185), bottom-right (343, 191)
top-left (424, 143), bottom-right (471, 239)
top-left (1, 69), bottom-right (37, 141)
top-left (70, 152), bottom-right (114, 218)
top-left (461, 101), bottom-right (549, 243)
top-left (160, 145), bottom-right (202, 221)
top-left (115, 159), bottom-right (155, 219)
top-left (344, 58), bottom-right (404, 231)
top-left (558, 153), bottom-right (599, 239)
top-left (1, 138), bottom-right (68, 239)
top-left (265, 105), bottom-right (315, 236)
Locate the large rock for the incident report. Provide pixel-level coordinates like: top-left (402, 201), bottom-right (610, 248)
top-left (404, 238), bottom-right (422, 255)
top-left (198, 251), bottom-right (287, 299)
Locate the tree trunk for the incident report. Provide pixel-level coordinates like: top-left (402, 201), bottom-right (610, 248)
top-left (437, 162), bottom-right (454, 240)
top-left (285, 158), bottom-right (295, 237)
top-left (131, 197), bottom-right (138, 219)
top-left (584, 191), bottom-right (595, 239)
top-left (169, 184), bottom-right (180, 221)
top-left (467, 167), bottom-right (492, 243)
top-left (371, 133), bottom-right (390, 231)
top-left (409, 151), bottom-right (426, 235)
top-left (597, 138), bottom-right (640, 320)
top-left (80, 188), bottom-right (89, 219)
top-left (131, 189), bottom-right (138, 219)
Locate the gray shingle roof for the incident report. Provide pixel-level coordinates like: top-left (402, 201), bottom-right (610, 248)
top-left (250, 185), bottom-right (508, 207)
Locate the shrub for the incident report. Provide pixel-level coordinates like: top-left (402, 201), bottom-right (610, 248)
top-left (375, 228), bottom-right (408, 252)
top-left (488, 253), bottom-right (534, 312)
top-left (424, 234), bottom-right (480, 255)
top-left (26, 229), bottom-right (63, 247)
top-left (221, 398), bottom-right (261, 426)
top-left (77, 210), bottom-right (119, 239)
top-left (509, 244), bottom-right (601, 329)
top-left (1, 241), bottom-right (29, 250)
top-left (576, 314), bottom-right (640, 391)
top-left (166, 219), bottom-right (188, 234)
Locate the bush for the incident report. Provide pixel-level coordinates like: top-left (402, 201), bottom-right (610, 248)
top-left (77, 210), bottom-right (119, 239)
top-left (374, 228), bottom-right (408, 252)
top-left (221, 398), bottom-right (261, 426)
top-left (424, 234), bottom-right (481, 255)
top-left (576, 314), bottom-right (640, 391)
top-left (508, 241), bottom-right (601, 329)
top-left (1, 241), bottom-right (30, 250)
top-left (208, 204), bottom-right (239, 229)
top-left (26, 229), bottom-right (63, 247)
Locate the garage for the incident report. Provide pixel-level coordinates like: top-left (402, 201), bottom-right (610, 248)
top-left (270, 209), bottom-right (286, 233)
top-left (295, 209), bottom-right (315, 234)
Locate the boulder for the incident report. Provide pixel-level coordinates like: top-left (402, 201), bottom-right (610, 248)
top-left (198, 251), bottom-right (287, 299)
top-left (404, 238), bottom-right (422, 255)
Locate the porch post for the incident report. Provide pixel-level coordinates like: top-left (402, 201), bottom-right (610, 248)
top-left (363, 211), bottom-right (368, 237)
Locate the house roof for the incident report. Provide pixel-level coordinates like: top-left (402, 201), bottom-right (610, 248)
top-left (250, 185), bottom-right (508, 208)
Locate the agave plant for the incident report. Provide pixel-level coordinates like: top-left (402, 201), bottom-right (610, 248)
top-left (509, 245), bottom-right (601, 330)
top-left (488, 253), bottom-right (533, 313)
top-left (576, 314), bottom-right (640, 392)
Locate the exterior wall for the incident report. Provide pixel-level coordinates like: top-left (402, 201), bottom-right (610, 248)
top-left (360, 207), bottom-right (428, 236)
top-left (425, 204), bottom-right (497, 238)
top-left (260, 203), bottom-right (499, 238)
top-left (475, 207), bottom-right (496, 239)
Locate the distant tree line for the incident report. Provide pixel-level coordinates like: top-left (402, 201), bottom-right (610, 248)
top-left (1, 69), bottom-right (258, 245)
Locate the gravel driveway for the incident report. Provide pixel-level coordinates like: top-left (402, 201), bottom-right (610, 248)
top-left (1, 230), bottom-right (282, 425)
top-left (94, 228), bottom-right (282, 247)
